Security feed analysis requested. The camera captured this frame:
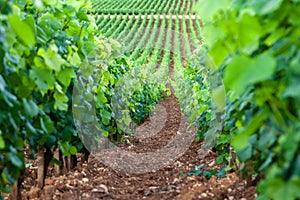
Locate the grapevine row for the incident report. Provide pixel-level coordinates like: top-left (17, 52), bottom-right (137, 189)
top-left (91, 0), bottom-right (196, 14)
top-left (95, 12), bottom-right (202, 71)
top-left (130, 14), bottom-right (156, 61)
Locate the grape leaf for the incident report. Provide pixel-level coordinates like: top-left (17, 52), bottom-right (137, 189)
top-left (8, 15), bottom-right (35, 47)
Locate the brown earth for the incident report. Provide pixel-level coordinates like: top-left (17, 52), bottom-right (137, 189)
top-left (16, 87), bottom-right (256, 200)
top-left (17, 59), bottom-right (256, 200)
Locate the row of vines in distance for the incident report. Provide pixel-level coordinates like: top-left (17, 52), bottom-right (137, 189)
top-left (95, 13), bottom-right (202, 68)
top-left (91, 0), bottom-right (197, 14)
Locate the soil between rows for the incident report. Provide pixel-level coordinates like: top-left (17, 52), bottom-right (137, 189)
top-left (19, 89), bottom-right (256, 200)
top-left (19, 63), bottom-right (256, 199)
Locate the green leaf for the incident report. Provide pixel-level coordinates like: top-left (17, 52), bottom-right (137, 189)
top-left (1, 186), bottom-right (12, 194)
top-left (8, 14), bottom-right (36, 47)
top-left (7, 153), bottom-right (23, 168)
top-left (237, 13), bottom-right (262, 54)
top-left (197, 0), bottom-right (231, 21)
top-left (46, 135), bottom-right (56, 147)
top-left (37, 45), bottom-right (66, 72)
top-left (58, 141), bottom-right (71, 156)
top-left (22, 98), bottom-right (39, 118)
top-left (265, 28), bottom-right (286, 46)
top-left (0, 1), bottom-right (12, 15)
top-left (0, 136), bottom-right (5, 149)
top-left (54, 91), bottom-right (69, 111)
top-left (77, 10), bottom-right (89, 21)
top-left (203, 171), bottom-right (213, 178)
top-left (26, 121), bottom-right (37, 134)
top-left (224, 53), bottom-right (276, 96)
top-left (56, 67), bottom-right (76, 86)
top-left (100, 109), bottom-right (111, 125)
top-left (29, 67), bottom-right (55, 93)
top-left (43, 0), bottom-right (58, 5)
top-left (282, 81), bottom-right (300, 98)
top-left (258, 154), bottom-right (273, 171)
top-left (0, 75), bottom-right (7, 92)
top-left (216, 154), bottom-right (224, 164)
top-left (68, 52), bottom-right (81, 66)
top-left (2, 168), bottom-right (14, 185)
top-left (203, 24), bottom-right (226, 52)
top-left (6, 107), bottom-right (17, 128)
top-left (209, 40), bottom-right (228, 66)
top-left (69, 146), bottom-right (77, 155)
top-left (257, 128), bottom-right (276, 150)
top-left (232, 111), bottom-right (268, 150)
top-left (290, 51), bottom-right (300, 75)
top-left (237, 145), bottom-right (252, 162)
top-left (97, 90), bottom-right (108, 104)
top-left (215, 168), bottom-right (226, 178)
top-left (103, 131), bottom-right (109, 137)
top-left (249, 0), bottom-right (283, 15)
top-left (40, 115), bottom-right (54, 134)
top-left (211, 85), bottom-right (226, 111)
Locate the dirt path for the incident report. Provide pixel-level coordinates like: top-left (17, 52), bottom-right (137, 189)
top-left (20, 61), bottom-right (256, 200)
top-left (20, 92), bottom-right (256, 200)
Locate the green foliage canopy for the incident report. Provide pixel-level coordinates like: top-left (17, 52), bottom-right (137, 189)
top-left (198, 0), bottom-right (300, 199)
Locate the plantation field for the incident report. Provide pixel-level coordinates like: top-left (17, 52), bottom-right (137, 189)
top-left (95, 13), bottom-right (202, 67)
top-left (16, 7), bottom-right (257, 199)
top-left (91, 0), bottom-right (198, 14)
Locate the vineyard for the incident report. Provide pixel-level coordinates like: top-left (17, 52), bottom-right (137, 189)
top-left (94, 13), bottom-right (202, 66)
top-left (91, 0), bottom-right (198, 14)
top-left (0, 0), bottom-right (300, 200)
